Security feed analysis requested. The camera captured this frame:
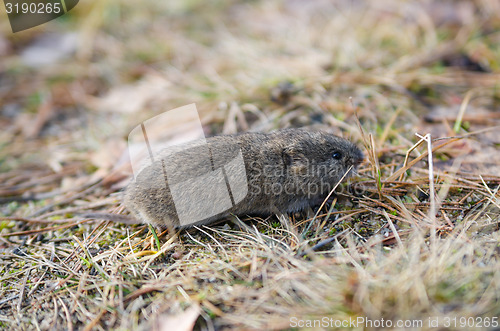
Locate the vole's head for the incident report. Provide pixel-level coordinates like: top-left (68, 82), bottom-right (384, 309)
top-left (282, 130), bottom-right (363, 190)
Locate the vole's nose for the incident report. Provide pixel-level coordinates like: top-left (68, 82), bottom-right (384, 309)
top-left (352, 150), bottom-right (364, 166)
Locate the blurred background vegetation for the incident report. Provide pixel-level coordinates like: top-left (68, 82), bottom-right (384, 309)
top-left (0, 0), bottom-right (499, 330)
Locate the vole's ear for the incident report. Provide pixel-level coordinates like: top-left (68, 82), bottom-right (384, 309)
top-left (282, 146), bottom-right (306, 168)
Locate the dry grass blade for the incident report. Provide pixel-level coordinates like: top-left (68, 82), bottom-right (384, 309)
top-left (415, 133), bottom-right (437, 239)
top-left (387, 137), bottom-right (461, 182)
top-left (302, 164), bottom-right (354, 238)
top-left (453, 89), bottom-right (475, 133)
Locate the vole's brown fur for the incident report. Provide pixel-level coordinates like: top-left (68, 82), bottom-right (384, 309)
top-left (123, 128), bottom-right (363, 228)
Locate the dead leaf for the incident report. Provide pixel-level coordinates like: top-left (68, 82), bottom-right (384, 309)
top-left (92, 75), bottom-right (171, 114)
top-left (152, 305), bottom-right (200, 331)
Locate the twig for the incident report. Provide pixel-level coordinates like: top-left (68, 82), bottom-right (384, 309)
top-left (17, 273), bottom-right (28, 313)
top-left (308, 230), bottom-right (348, 253)
top-left (0, 216), bottom-right (74, 224)
top-left (0, 220), bottom-right (91, 237)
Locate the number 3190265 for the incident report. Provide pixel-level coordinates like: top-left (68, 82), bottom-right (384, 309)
top-left (444, 316), bottom-right (498, 328)
top-left (5, 2), bottom-right (62, 14)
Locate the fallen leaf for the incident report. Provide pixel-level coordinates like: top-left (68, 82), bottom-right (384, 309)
top-left (92, 75), bottom-right (171, 114)
top-left (153, 305), bottom-right (200, 331)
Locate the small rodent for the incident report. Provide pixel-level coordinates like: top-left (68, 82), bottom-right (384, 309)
top-left (120, 128), bottom-right (363, 229)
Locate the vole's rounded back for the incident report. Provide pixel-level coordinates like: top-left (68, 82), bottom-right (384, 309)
top-left (124, 128), bottom-right (363, 228)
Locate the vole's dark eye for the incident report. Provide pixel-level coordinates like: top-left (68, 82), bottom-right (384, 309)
top-left (332, 151), bottom-right (342, 160)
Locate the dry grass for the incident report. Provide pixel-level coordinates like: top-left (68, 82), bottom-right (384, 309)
top-left (1, 0), bottom-right (500, 330)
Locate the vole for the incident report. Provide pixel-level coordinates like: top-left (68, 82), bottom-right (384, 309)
top-left (86, 129), bottom-right (363, 229)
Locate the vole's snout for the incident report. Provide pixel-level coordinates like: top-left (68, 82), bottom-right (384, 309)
top-left (354, 152), bottom-right (364, 166)
top-left (349, 148), bottom-right (364, 168)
